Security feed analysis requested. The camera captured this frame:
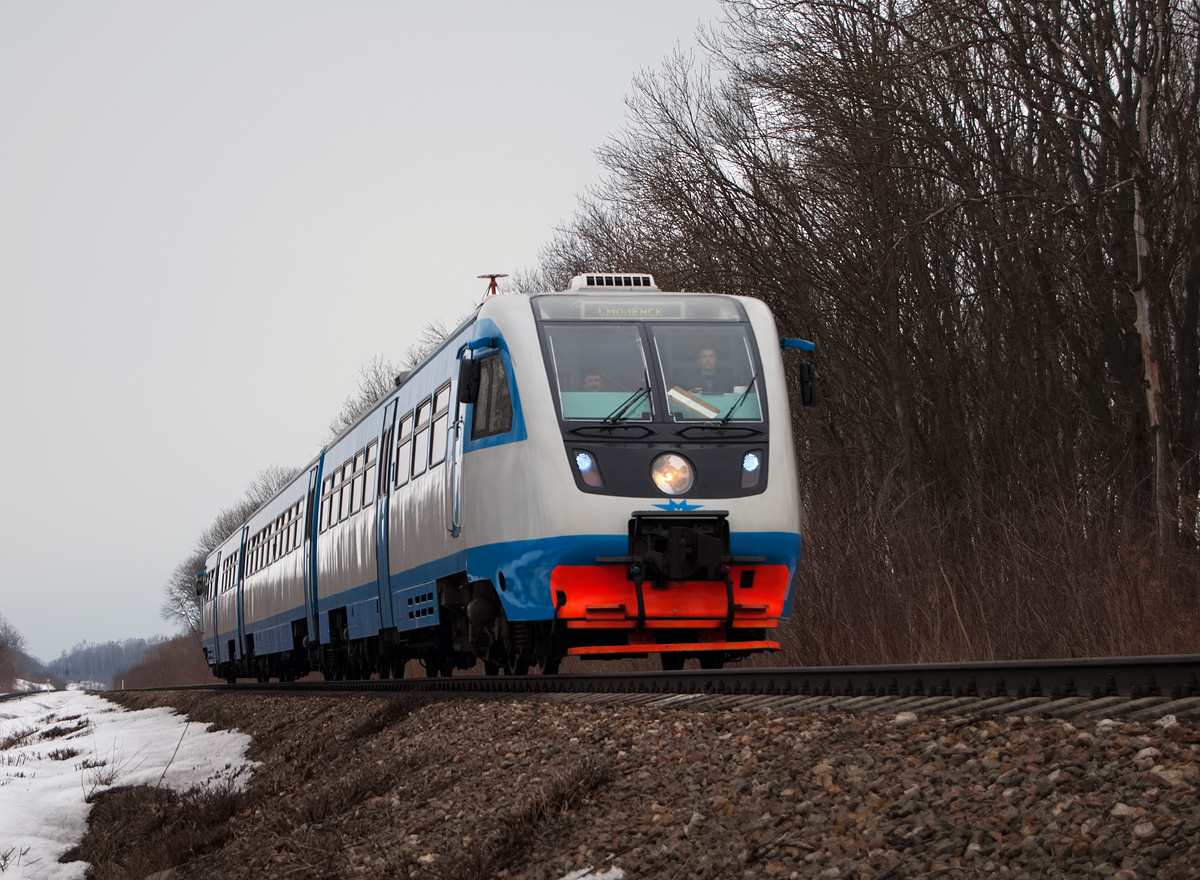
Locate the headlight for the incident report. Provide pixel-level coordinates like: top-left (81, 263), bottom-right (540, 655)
top-left (651, 453), bottom-right (694, 495)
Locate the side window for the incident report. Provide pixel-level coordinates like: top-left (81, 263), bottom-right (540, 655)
top-left (320, 476), bottom-right (333, 533)
top-left (395, 413), bottom-right (413, 488)
top-left (364, 441), bottom-right (377, 506)
top-left (221, 554), bottom-right (238, 593)
top-left (340, 460), bottom-right (354, 521)
top-left (430, 383), bottom-right (451, 467)
top-left (351, 450), bottom-right (366, 514)
top-left (472, 355), bottom-right (513, 440)
top-left (330, 469), bottom-right (343, 528)
top-left (412, 399), bottom-right (431, 478)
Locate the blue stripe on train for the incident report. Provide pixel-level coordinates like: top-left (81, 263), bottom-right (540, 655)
top-left (226, 530), bottom-right (801, 660)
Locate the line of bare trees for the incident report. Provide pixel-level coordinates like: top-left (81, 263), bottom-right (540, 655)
top-left (533, 0), bottom-right (1200, 662)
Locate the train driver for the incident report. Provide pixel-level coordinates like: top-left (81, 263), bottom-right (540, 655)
top-left (582, 369), bottom-right (606, 392)
top-left (683, 347), bottom-right (732, 394)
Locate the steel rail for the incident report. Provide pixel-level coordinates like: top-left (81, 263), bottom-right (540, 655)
top-left (208, 653), bottom-right (1200, 702)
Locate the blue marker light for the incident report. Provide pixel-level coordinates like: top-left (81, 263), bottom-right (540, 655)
top-left (575, 450), bottom-right (603, 487)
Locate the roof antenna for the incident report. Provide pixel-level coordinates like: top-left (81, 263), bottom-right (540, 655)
top-left (479, 273), bottom-right (508, 298)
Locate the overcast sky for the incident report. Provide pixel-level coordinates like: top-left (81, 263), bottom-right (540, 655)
top-left (0, 1), bottom-right (724, 663)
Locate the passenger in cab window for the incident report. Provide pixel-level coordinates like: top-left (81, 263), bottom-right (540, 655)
top-left (582, 369), bottom-right (606, 392)
top-left (683, 347), bottom-right (732, 394)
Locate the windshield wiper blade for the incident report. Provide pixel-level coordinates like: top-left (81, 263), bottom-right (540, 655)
top-left (604, 384), bottom-right (650, 424)
top-left (602, 370), bottom-right (651, 424)
top-left (720, 371), bottom-right (759, 426)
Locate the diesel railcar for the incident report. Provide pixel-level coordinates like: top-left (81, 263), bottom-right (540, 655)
top-left (197, 273), bottom-right (815, 680)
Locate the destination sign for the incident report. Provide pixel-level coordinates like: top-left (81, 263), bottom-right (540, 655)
top-left (582, 302), bottom-right (685, 319)
top-left (534, 294), bottom-right (742, 322)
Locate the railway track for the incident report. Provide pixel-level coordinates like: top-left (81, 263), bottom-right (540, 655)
top-left (197, 654), bottom-right (1200, 722)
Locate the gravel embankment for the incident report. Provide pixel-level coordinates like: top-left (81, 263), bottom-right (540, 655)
top-left (97, 691), bottom-right (1200, 879)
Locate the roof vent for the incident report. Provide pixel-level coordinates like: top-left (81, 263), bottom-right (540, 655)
top-left (567, 273), bottom-right (658, 291)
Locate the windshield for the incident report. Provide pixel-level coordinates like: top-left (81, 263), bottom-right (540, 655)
top-left (544, 324), bottom-right (653, 421)
top-left (652, 324), bottom-right (762, 421)
top-left (535, 294), bottom-right (764, 425)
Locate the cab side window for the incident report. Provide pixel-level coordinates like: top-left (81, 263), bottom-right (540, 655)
top-left (472, 355), bottom-right (513, 440)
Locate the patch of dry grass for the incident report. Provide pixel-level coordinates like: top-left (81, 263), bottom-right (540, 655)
top-left (62, 779), bottom-right (252, 879)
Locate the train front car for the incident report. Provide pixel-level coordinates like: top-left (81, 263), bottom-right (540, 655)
top-left (465, 274), bottom-right (804, 671)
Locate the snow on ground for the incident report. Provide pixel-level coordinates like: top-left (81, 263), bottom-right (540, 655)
top-left (0, 689), bottom-right (256, 879)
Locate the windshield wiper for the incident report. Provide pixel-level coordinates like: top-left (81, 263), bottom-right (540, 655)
top-left (719, 371), bottom-right (759, 426)
top-left (603, 374), bottom-right (651, 424)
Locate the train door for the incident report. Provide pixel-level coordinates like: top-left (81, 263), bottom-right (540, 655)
top-left (448, 362), bottom-right (466, 538)
top-left (376, 401), bottom-right (398, 627)
top-left (234, 525), bottom-right (248, 659)
top-left (303, 463), bottom-right (320, 644)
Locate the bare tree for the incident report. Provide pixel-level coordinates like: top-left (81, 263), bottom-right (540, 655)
top-left (324, 355), bottom-right (410, 442)
top-left (539, 0), bottom-right (1199, 548)
top-left (0, 612), bottom-right (27, 690)
top-left (324, 317), bottom-right (473, 442)
top-left (160, 466), bottom-right (301, 634)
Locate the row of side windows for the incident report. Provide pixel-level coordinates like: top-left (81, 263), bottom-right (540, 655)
top-left (320, 440), bottom-right (379, 534)
top-left (317, 380), bottom-right (451, 536)
top-left (205, 362), bottom-right (517, 592)
top-left (394, 383), bottom-right (452, 490)
top-left (220, 553), bottom-right (239, 594)
top-left (246, 500), bottom-right (306, 577)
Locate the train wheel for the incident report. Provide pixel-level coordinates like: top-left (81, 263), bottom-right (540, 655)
top-left (541, 654), bottom-right (562, 675)
top-left (661, 654), bottom-right (685, 672)
top-left (484, 660), bottom-right (501, 676)
top-left (699, 653), bottom-right (725, 670)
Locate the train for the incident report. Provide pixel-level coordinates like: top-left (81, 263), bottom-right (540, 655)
top-left (197, 273), bottom-right (816, 681)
